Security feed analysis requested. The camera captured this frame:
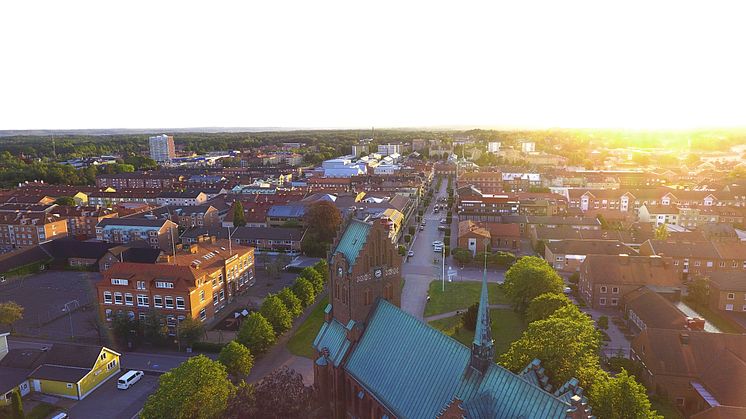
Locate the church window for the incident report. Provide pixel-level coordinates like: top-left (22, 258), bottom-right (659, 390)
top-left (364, 288), bottom-right (371, 305)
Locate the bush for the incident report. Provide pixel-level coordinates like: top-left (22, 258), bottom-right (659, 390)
top-left (608, 357), bottom-right (643, 377)
top-left (192, 341), bottom-right (226, 353)
top-left (398, 245), bottom-right (406, 256)
top-left (460, 303), bottom-right (478, 331)
top-left (404, 234), bottom-right (411, 243)
top-left (597, 316), bottom-right (609, 330)
top-left (408, 226), bottom-right (416, 235)
top-left (568, 272), bottom-right (580, 284)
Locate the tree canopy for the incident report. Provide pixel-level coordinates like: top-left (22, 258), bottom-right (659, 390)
top-left (218, 341), bottom-right (255, 379)
top-left (589, 369), bottom-right (663, 419)
top-left (277, 288), bottom-right (303, 318)
top-left (141, 355), bottom-right (235, 419)
top-left (237, 312), bottom-right (277, 354)
top-left (292, 277), bottom-right (316, 307)
top-left (232, 201), bottom-right (246, 227)
top-left (525, 293), bottom-right (572, 323)
top-left (261, 295), bottom-right (293, 334)
top-left (503, 256), bottom-right (564, 312)
top-left (0, 302), bottom-right (24, 328)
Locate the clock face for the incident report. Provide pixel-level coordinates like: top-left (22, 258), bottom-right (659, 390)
top-left (374, 268), bottom-right (383, 279)
top-left (337, 267), bottom-right (344, 277)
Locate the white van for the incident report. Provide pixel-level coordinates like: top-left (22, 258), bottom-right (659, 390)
top-left (118, 370), bottom-right (144, 389)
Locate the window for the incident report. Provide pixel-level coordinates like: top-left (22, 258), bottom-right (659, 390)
top-left (674, 260), bottom-right (679, 266)
top-left (155, 281), bottom-right (174, 289)
top-left (124, 293), bottom-right (134, 306)
top-left (66, 383), bottom-right (73, 389)
top-left (154, 295), bottom-right (163, 307)
top-left (137, 281), bottom-right (146, 290)
top-left (137, 294), bottom-right (149, 307)
top-left (611, 298), bottom-right (619, 306)
top-left (720, 261), bottom-right (726, 268)
top-left (212, 277), bottom-right (217, 287)
top-left (612, 287), bottom-right (619, 294)
top-left (600, 286), bottom-right (608, 293)
top-left (107, 360), bottom-right (117, 371)
top-left (675, 398), bottom-right (685, 407)
top-left (213, 293), bottom-right (219, 306)
top-left (219, 289), bottom-right (225, 301)
top-left (199, 308), bottom-right (207, 321)
top-left (694, 261), bottom-right (701, 267)
top-left (176, 297), bottom-right (185, 310)
top-left (200, 290), bottom-right (205, 302)
top-left (114, 292), bottom-right (123, 304)
top-left (111, 278), bottom-right (129, 285)
top-left (104, 291), bottom-right (112, 304)
top-left (139, 312), bottom-right (146, 321)
top-left (728, 293), bottom-right (736, 300)
top-left (165, 296), bottom-right (174, 308)
top-left (706, 261), bottom-right (713, 268)
top-left (599, 298), bottom-right (607, 306)
top-left (105, 309), bottom-right (112, 321)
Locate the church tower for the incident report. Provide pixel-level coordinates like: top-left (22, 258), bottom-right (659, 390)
top-left (469, 253), bottom-right (494, 374)
top-left (328, 217), bottom-right (402, 326)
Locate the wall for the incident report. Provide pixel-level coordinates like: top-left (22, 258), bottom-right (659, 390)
top-left (78, 348), bottom-right (120, 398)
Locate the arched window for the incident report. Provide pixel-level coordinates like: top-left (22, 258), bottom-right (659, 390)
top-left (364, 288), bottom-right (371, 306)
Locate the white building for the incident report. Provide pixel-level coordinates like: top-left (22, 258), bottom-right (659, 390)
top-left (149, 134), bottom-right (175, 162)
top-left (352, 144), bottom-right (368, 157)
top-left (521, 141), bottom-right (536, 153)
top-left (487, 142), bottom-right (501, 153)
top-left (377, 144), bottom-right (401, 156)
top-left (373, 164), bottom-right (400, 175)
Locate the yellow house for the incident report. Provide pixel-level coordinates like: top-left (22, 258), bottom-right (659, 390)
top-left (27, 344), bottom-right (121, 400)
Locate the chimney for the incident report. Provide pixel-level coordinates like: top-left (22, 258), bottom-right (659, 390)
top-left (679, 332), bottom-right (690, 345)
top-left (189, 244), bottom-right (199, 254)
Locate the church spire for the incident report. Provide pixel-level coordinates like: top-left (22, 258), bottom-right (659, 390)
top-left (470, 244), bottom-right (494, 373)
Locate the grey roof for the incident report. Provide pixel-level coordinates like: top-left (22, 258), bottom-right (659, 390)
top-left (545, 240), bottom-right (637, 256)
top-left (180, 227), bottom-right (231, 240)
top-left (29, 365), bottom-right (90, 382)
top-left (0, 367), bottom-right (33, 394)
top-left (267, 204), bottom-right (306, 218)
top-left (232, 227), bottom-right (303, 241)
top-left (98, 218), bottom-right (169, 228)
top-left (157, 191), bottom-right (205, 199)
top-left (708, 272), bottom-right (746, 292)
top-left (41, 239), bottom-right (118, 260)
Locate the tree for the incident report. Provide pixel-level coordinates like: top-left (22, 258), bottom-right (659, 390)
top-left (526, 293), bottom-right (571, 323)
top-left (688, 276), bottom-right (709, 307)
top-left (141, 309), bottom-right (168, 345)
top-left (313, 259), bottom-right (329, 285)
top-left (178, 318), bottom-right (205, 349)
top-left (654, 223), bottom-right (669, 240)
top-left (597, 315), bottom-right (609, 330)
top-left (141, 355), bottom-right (235, 419)
top-left (261, 295), bottom-right (293, 334)
top-left (305, 201), bottom-right (342, 243)
top-left (460, 303), bottom-right (479, 331)
top-left (54, 195), bottom-right (76, 206)
top-left (500, 305), bottom-right (602, 388)
top-left (277, 287), bottom-right (303, 318)
top-left (237, 312), bottom-right (276, 354)
top-left (300, 267), bottom-right (324, 294)
top-left (534, 239), bottom-right (547, 255)
top-left (218, 341), bottom-right (254, 379)
top-left (503, 256), bottom-right (564, 312)
top-left (250, 366), bottom-right (313, 418)
top-left (292, 277), bottom-right (316, 307)
top-left (224, 381), bottom-right (256, 419)
top-left (589, 369), bottom-right (662, 419)
top-left (453, 248), bottom-right (473, 266)
top-left (0, 301), bottom-right (24, 329)
top-left (568, 272), bottom-right (580, 284)
top-left (233, 201), bottom-right (246, 227)
top-left (10, 388), bottom-right (23, 419)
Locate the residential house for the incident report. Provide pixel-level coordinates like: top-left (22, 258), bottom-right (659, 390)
top-left (96, 172), bottom-right (179, 189)
top-left (639, 240), bottom-right (746, 280)
top-left (544, 240), bottom-right (636, 272)
top-left (49, 205), bottom-right (118, 238)
top-left (457, 220), bottom-right (521, 254)
top-left (631, 329), bottom-right (746, 415)
top-left (707, 271), bottom-right (746, 313)
top-left (96, 218), bottom-right (179, 250)
top-left (232, 226), bottom-right (304, 253)
top-left (0, 213), bottom-right (68, 251)
top-left (579, 254), bottom-right (680, 309)
top-left (156, 191), bottom-right (208, 207)
top-left (622, 287), bottom-right (696, 335)
top-left (638, 204), bottom-right (680, 227)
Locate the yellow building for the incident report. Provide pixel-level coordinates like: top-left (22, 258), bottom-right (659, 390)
top-left (0, 335), bottom-right (121, 404)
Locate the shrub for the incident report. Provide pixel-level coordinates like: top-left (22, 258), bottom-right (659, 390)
top-left (460, 303), bottom-right (479, 331)
top-left (568, 272), bottom-right (580, 284)
top-left (192, 341), bottom-right (226, 353)
top-left (597, 316), bottom-right (609, 330)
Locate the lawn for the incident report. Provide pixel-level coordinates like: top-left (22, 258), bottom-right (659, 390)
top-left (650, 396), bottom-right (683, 419)
top-left (424, 280), bottom-right (508, 317)
top-left (428, 309), bottom-right (526, 357)
top-left (286, 297), bottom-right (329, 359)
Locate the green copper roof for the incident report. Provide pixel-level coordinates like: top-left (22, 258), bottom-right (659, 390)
top-left (312, 315), bottom-right (352, 368)
top-left (334, 219), bottom-right (372, 272)
top-left (344, 299), bottom-right (570, 419)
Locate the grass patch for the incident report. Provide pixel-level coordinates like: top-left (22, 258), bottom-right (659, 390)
top-left (650, 396), bottom-right (683, 419)
top-left (26, 402), bottom-right (59, 419)
top-left (684, 299), bottom-right (744, 333)
top-left (286, 297), bottom-right (329, 359)
top-left (424, 280), bottom-right (508, 317)
top-left (428, 309), bottom-right (526, 357)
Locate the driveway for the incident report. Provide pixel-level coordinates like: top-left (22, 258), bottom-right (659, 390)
top-left (67, 373), bottom-right (158, 419)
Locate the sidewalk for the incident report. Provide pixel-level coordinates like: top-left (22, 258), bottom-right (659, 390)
top-left (424, 304), bottom-right (511, 322)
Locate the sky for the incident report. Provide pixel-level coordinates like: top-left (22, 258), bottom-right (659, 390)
top-left (1, 1), bottom-right (745, 131)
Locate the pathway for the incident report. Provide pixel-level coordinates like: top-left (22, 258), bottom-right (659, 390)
top-left (424, 304), bottom-right (511, 322)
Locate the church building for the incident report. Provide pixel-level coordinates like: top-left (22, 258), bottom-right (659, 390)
top-left (313, 217), bottom-right (593, 418)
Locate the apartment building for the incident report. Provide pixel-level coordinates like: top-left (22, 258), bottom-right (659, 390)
top-left (50, 205), bottom-right (118, 238)
top-left (96, 237), bottom-right (254, 327)
top-left (96, 218), bottom-right (178, 250)
top-left (544, 239), bottom-right (636, 272)
top-left (639, 240), bottom-right (746, 280)
top-left (95, 172), bottom-right (179, 189)
top-left (579, 254), bottom-right (680, 308)
top-left (0, 213), bottom-right (68, 250)
top-left (88, 190), bottom-right (161, 207)
top-left (707, 271), bottom-right (746, 313)
top-left (232, 226), bottom-right (304, 253)
top-left (155, 191), bottom-right (208, 207)
top-left (457, 186), bottom-right (520, 221)
top-left (149, 134), bottom-right (175, 162)
top-left (457, 170), bottom-right (503, 194)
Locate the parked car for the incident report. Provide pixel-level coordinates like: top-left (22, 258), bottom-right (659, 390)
top-left (118, 370), bottom-right (144, 390)
top-left (408, 250), bottom-right (414, 257)
top-left (419, 226), bottom-right (425, 231)
top-left (432, 240), bottom-right (444, 247)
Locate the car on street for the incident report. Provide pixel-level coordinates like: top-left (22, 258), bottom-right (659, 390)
top-left (419, 226), bottom-right (425, 231)
top-left (432, 240), bottom-right (444, 247)
top-left (408, 250), bottom-right (414, 257)
top-left (440, 218), bottom-right (447, 224)
top-left (438, 225), bottom-right (448, 231)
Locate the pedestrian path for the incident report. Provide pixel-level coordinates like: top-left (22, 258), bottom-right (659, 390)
top-left (423, 304), bottom-right (512, 322)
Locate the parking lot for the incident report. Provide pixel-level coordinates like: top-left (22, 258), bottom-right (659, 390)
top-left (0, 270), bottom-right (103, 342)
top-left (67, 371), bottom-right (159, 419)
